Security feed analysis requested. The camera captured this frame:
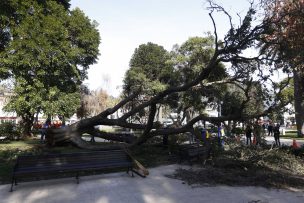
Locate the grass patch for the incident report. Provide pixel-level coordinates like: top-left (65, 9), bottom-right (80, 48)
top-left (281, 130), bottom-right (304, 139)
top-left (0, 139), bottom-right (39, 148)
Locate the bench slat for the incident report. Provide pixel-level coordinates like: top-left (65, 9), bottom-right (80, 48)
top-left (14, 161), bottom-right (133, 175)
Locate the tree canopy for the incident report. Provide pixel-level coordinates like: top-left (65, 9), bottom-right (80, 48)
top-left (261, 0), bottom-right (304, 136)
top-left (168, 35), bottom-right (227, 121)
top-left (0, 0), bottom-right (100, 135)
top-left (123, 36), bottom-right (228, 124)
top-left (123, 42), bottom-right (173, 96)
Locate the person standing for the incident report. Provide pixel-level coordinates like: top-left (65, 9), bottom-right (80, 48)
top-left (245, 125), bottom-right (252, 145)
top-left (217, 125), bottom-right (224, 147)
top-left (40, 119), bottom-right (51, 143)
top-left (273, 124), bottom-right (281, 147)
top-left (268, 122), bottom-right (273, 136)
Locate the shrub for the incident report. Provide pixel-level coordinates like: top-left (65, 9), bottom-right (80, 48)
top-left (0, 122), bottom-right (21, 140)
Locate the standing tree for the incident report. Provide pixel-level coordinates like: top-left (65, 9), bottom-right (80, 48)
top-left (261, 0), bottom-right (304, 136)
top-left (0, 0), bottom-right (100, 136)
top-left (168, 35), bottom-right (227, 123)
top-left (123, 42), bottom-right (173, 95)
top-left (122, 42), bottom-right (173, 123)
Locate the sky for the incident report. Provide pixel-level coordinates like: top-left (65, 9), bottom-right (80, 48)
top-left (70, 0), bottom-right (253, 97)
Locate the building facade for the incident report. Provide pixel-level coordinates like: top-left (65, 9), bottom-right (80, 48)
top-left (0, 90), bottom-right (19, 124)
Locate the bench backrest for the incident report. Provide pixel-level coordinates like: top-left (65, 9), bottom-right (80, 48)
top-left (16, 149), bottom-right (131, 168)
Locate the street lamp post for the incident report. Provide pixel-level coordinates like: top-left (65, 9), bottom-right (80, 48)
top-left (218, 101), bottom-right (223, 147)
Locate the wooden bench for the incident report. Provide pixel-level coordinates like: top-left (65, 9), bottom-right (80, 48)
top-left (10, 149), bottom-right (136, 192)
top-left (179, 141), bottom-right (213, 165)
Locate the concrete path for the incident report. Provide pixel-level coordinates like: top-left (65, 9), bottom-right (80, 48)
top-left (239, 135), bottom-right (304, 147)
top-left (1, 164), bottom-right (303, 203)
top-left (265, 136), bottom-right (304, 146)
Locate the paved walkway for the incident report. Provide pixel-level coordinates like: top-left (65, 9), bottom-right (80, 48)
top-left (1, 164), bottom-right (303, 203)
top-left (265, 136), bottom-right (304, 146)
top-left (239, 135), bottom-right (304, 147)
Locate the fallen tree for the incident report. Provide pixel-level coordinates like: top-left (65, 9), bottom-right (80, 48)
top-left (46, 1), bottom-right (292, 149)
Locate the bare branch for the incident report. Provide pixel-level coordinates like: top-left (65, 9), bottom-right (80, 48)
top-left (75, 91), bottom-right (140, 128)
top-left (207, 0), bottom-right (233, 29)
top-left (99, 91), bottom-right (140, 117)
top-left (208, 12), bottom-right (219, 51)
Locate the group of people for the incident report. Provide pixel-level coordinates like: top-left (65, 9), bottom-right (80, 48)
top-left (37, 119), bottom-right (66, 143)
top-left (34, 120), bottom-right (65, 129)
top-left (245, 121), bottom-right (281, 146)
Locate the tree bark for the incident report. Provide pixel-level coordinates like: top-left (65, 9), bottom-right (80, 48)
top-left (293, 69), bottom-right (304, 137)
top-left (21, 113), bottom-right (34, 138)
top-left (46, 125), bottom-right (136, 149)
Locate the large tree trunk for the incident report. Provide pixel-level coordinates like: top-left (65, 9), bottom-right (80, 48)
top-left (46, 124), bottom-right (137, 149)
top-left (226, 120), bottom-right (232, 137)
top-left (20, 114), bottom-right (34, 138)
top-left (293, 69), bottom-right (304, 137)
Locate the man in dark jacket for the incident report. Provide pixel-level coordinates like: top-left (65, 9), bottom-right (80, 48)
top-left (273, 124), bottom-right (281, 147)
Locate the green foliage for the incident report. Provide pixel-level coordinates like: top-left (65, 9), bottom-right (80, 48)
top-left (0, 122), bottom-right (21, 140)
top-left (170, 35), bottom-right (226, 83)
top-left (267, 78), bottom-right (294, 122)
top-left (0, 0), bottom-right (100, 133)
top-left (123, 42), bottom-right (173, 95)
top-left (122, 35), bottom-right (229, 122)
top-left (221, 88), bottom-right (244, 116)
top-left (122, 42), bottom-right (174, 122)
top-left (169, 36), bottom-right (227, 115)
top-left (221, 82), bottom-right (266, 119)
top-left (277, 77), bottom-right (294, 105)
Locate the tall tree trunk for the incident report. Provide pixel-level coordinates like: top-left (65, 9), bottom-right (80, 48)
top-left (293, 69), bottom-right (304, 137)
top-left (34, 107), bottom-right (40, 125)
top-left (21, 114), bottom-right (34, 138)
top-left (226, 120), bottom-right (232, 137)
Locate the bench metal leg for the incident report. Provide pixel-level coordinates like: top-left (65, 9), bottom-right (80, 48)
top-left (76, 173), bottom-right (79, 184)
top-left (127, 167), bottom-right (134, 177)
top-left (10, 177), bottom-right (15, 192)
